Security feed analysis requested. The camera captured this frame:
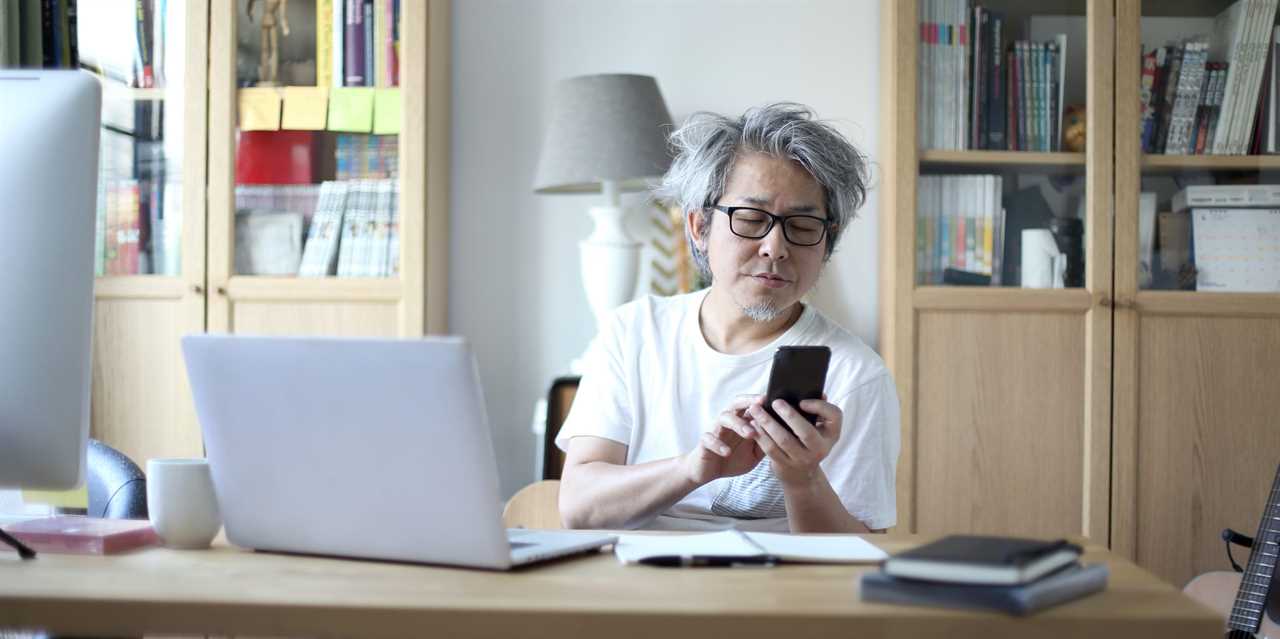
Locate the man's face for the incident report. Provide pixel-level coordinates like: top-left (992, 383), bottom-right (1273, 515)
top-left (690, 152), bottom-right (831, 321)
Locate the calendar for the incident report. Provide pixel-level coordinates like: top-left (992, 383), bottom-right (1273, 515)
top-left (1192, 208), bottom-right (1280, 292)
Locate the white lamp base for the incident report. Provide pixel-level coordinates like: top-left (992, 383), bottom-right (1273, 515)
top-left (581, 204), bottom-right (641, 329)
top-left (571, 203), bottom-right (640, 374)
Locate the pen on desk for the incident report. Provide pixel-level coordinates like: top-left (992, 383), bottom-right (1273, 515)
top-left (637, 555), bottom-right (779, 568)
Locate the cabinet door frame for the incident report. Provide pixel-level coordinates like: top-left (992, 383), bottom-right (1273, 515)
top-left (205, 0), bottom-right (449, 337)
top-left (90, 0), bottom-right (211, 465)
top-left (879, 0), bottom-right (1114, 541)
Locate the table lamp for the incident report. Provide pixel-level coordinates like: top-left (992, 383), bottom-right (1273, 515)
top-left (534, 74), bottom-right (673, 360)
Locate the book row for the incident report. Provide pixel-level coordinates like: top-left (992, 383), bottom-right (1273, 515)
top-left (317, 0), bottom-right (400, 89)
top-left (95, 178), bottom-right (180, 276)
top-left (0, 0), bottom-right (79, 71)
top-left (299, 179), bottom-right (399, 277)
top-left (919, 0), bottom-right (1068, 152)
top-left (236, 131), bottom-right (398, 185)
top-left (1140, 0), bottom-right (1280, 155)
top-left (916, 175), bottom-right (1006, 285)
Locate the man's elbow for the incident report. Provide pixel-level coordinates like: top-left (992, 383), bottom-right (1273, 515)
top-left (557, 470), bottom-right (595, 529)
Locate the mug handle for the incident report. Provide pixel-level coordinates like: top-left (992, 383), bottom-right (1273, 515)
top-left (1052, 253), bottom-right (1067, 289)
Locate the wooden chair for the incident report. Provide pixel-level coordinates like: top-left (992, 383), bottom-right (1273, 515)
top-left (502, 480), bottom-right (563, 529)
top-left (542, 376), bottom-right (580, 480)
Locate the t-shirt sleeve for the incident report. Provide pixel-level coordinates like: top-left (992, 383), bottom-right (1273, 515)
top-left (822, 373), bottom-right (901, 530)
top-left (554, 310), bottom-right (633, 452)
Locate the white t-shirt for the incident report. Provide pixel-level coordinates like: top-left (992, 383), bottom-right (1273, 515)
top-left (555, 289), bottom-right (900, 531)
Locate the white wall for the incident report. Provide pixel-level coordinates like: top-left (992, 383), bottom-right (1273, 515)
top-left (452, 0), bottom-right (882, 498)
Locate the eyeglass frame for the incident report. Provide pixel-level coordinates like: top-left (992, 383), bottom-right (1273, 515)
top-left (710, 205), bottom-right (834, 247)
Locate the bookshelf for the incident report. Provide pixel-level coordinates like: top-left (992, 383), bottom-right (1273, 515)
top-left (207, 1), bottom-right (449, 336)
top-left (883, 0), bottom-right (1280, 588)
top-left (77, 1), bottom-right (450, 474)
top-left (1112, 0), bottom-right (1280, 590)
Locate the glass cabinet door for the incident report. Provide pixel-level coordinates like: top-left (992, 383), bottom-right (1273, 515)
top-left (230, 0), bottom-right (402, 279)
top-left (893, 0), bottom-right (1114, 544)
top-left (78, 0), bottom-right (193, 277)
top-left (75, 0), bottom-right (210, 467)
top-left (915, 0), bottom-right (1096, 291)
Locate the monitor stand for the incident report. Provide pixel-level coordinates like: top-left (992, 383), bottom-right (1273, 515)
top-left (0, 527), bottom-right (36, 559)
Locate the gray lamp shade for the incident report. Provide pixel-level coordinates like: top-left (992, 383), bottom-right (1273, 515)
top-left (533, 74), bottom-right (674, 194)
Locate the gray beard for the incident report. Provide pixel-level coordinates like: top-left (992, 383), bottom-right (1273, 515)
top-left (740, 301), bottom-right (783, 322)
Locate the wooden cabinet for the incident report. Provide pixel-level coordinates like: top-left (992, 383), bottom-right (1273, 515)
top-left (1111, 0), bottom-right (1280, 588)
top-left (881, 0), bottom-right (1280, 587)
top-left (206, 1), bottom-right (449, 338)
top-left (88, 0), bottom-right (211, 467)
top-left (880, 0), bottom-right (1114, 543)
top-left (87, 1), bottom-right (450, 470)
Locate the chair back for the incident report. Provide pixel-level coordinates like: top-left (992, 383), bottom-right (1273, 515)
top-left (542, 376), bottom-right (580, 480)
top-left (502, 480), bottom-right (562, 529)
top-left (86, 439), bottom-right (148, 519)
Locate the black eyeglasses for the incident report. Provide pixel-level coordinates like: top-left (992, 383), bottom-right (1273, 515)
top-left (711, 205), bottom-right (832, 247)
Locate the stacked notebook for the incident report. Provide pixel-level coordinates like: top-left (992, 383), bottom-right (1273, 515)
top-left (861, 535), bottom-right (1108, 616)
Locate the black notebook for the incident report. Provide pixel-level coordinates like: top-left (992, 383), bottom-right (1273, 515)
top-left (861, 562), bottom-right (1109, 616)
top-left (882, 535), bottom-right (1082, 585)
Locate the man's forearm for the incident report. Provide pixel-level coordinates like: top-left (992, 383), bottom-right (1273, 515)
top-left (783, 469), bottom-right (874, 533)
top-left (560, 456), bottom-right (699, 529)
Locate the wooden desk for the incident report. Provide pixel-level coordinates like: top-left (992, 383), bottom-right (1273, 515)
top-left (0, 536), bottom-right (1221, 638)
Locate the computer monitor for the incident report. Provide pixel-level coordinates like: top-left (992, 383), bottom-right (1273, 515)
top-left (0, 71), bottom-right (100, 490)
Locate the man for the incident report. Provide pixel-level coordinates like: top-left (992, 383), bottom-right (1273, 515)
top-left (555, 103), bottom-right (899, 533)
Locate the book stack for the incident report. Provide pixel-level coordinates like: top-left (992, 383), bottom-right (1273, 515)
top-left (918, 0), bottom-right (1067, 152)
top-left (318, 0), bottom-right (401, 88)
top-left (861, 535), bottom-right (1108, 616)
top-left (298, 178), bottom-right (399, 277)
top-left (916, 174), bottom-right (1006, 285)
top-left (1141, 0), bottom-right (1280, 155)
top-left (336, 133), bottom-right (399, 180)
top-left (2, 515), bottom-right (158, 555)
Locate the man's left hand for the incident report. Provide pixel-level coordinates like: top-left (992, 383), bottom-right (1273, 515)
top-left (742, 396), bottom-right (843, 487)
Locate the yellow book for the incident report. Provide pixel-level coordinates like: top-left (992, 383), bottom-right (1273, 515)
top-left (372, 88), bottom-right (400, 135)
top-left (316, 0), bottom-right (333, 87)
top-left (327, 87), bottom-right (375, 132)
top-left (239, 88), bottom-right (283, 131)
top-left (282, 87), bottom-right (329, 130)
top-left (375, 0), bottom-right (389, 87)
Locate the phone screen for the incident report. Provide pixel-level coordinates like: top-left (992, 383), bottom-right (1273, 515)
top-left (762, 346), bottom-right (831, 431)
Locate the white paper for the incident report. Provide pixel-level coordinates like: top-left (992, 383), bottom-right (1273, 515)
top-left (613, 529), bottom-right (888, 565)
top-left (745, 532), bottom-right (889, 563)
top-left (1193, 208), bottom-right (1280, 292)
top-left (614, 530), bottom-right (760, 564)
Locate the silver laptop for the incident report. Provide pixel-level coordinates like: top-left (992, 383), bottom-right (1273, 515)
top-left (181, 334), bottom-right (615, 569)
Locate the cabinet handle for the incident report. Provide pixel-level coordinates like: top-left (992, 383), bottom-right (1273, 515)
top-left (1098, 295), bottom-right (1112, 308)
top-left (192, 284), bottom-right (204, 295)
top-left (216, 286), bottom-right (227, 296)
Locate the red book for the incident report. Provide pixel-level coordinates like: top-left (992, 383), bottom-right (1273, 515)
top-left (3, 516), bottom-right (159, 555)
top-left (235, 130), bottom-right (316, 185)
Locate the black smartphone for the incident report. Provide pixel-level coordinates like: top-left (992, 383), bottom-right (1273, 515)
top-left (762, 345), bottom-right (831, 431)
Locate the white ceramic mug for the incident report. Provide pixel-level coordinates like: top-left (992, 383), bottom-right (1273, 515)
top-left (1021, 229), bottom-right (1067, 289)
top-left (146, 458), bottom-right (222, 549)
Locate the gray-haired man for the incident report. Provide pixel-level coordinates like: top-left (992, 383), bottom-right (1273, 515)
top-left (555, 103), bottom-right (900, 533)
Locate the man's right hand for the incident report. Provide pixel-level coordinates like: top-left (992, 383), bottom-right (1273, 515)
top-left (682, 396), bottom-right (766, 486)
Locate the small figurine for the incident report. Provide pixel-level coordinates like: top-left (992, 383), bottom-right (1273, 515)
top-left (247, 0), bottom-right (290, 86)
top-left (1061, 104), bottom-right (1086, 152)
